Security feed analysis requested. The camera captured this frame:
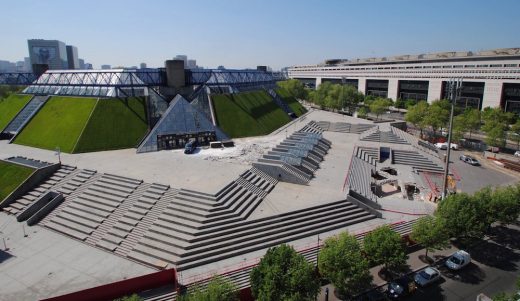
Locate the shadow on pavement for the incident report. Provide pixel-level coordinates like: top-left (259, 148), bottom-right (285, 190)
top-left (439, 262), bottom-right (486, 285)
top-left (466, 240), bottom-right (519, 271)
top-left (411, 279), bottom-right (447, 301)
top-left (0, 249), bottom-right (14, 263)
top-left (488, 225), bottom-right (520, 251)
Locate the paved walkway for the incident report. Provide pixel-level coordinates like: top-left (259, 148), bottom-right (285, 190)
top-left (317, 245), bottom-right (458, 300)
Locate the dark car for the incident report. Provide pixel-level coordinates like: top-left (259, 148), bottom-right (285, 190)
top-left (386, 276), bottom-right (416, 299)
top-left (459, 154), bottom-right (480, 166)
top-left (184, 140), bottom-right (198, 154)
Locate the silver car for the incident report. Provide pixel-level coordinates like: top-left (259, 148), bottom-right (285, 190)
top-left (414, 267), bottom-right (441, 287)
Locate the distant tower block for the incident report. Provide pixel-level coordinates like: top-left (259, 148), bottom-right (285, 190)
top-left (165, 60), bottom-right (185, 89)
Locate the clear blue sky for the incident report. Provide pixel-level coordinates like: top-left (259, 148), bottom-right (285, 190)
top-left (2, 0), bottom-right (520, 70)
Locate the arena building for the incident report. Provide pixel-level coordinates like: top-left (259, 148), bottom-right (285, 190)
top-left (288, 48), bottom-right (520, 113)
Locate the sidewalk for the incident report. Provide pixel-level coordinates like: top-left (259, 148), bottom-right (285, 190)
top-left (316, 245), bottom-right (458, 301)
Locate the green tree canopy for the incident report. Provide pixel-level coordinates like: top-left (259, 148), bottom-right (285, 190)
top-left (509, 119), bottom-right (520, 150)
top-left (318, 232), bottom-right (372, 298)
top-left (423, 99), bottom-right (450, 136)
top-left (250, 244), bottom-right (320, 301)
top-left (369, 98), bottom-right (392, 120)
top-left (481, 107), bottom-right (515, 147)
top-left (436, 192), bottom-right (488, 239)
top-left (410, 216), bottom-right (450, 258)
top-left (405, 101), bottom-right (429, 137)
top-left (363, 225), bottom-right (407, 271)
top-left (277, 79), bottom-right (307, 100)
top-left (480, 185), bottom-right (520, 225)
top-left (178, 276), bottom-right (239, 301)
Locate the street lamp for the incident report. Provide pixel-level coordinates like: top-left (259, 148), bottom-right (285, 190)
top-left (441, 78), bottom-right (462, 200)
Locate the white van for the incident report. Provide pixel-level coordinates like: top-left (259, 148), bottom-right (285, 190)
top-left (445, 250), bottom-right (471, 270)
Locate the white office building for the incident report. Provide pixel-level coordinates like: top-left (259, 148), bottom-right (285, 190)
top-left (288, 48), bottom-right (520, 113)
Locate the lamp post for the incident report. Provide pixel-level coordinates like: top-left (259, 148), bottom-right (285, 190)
top-left (442, 78), bottom-right (462, 200)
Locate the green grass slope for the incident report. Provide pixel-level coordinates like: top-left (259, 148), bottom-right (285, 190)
top-left (14, 96), bottom-right (98, 153)
top-left (275, 88), bottom-right (307, 117)
top-left (212, 90), bottom-right (291, 138)
top-left (0, 94), bottom-right (33, 130)
top-left (74, 97), bottom-right (148, 153)
top-left (0, 161), bottom-right (34, 202)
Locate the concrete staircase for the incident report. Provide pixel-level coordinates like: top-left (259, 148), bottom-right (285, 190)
top-left (392, 149), bottom-right (444, 173)
top-left (2, 95), bottom-right (48, 136)
top-left (348, 157), bottom-right (376, 202)
top-left (299, 121), bottom-right (324, 134)
top-left (356, 146), bottom-right (379, 165)
top-left (2, 165), bottom-right (77, 215)
top-left (360, 130), bottom-right (409, 144)
top-left (130, 198), bottom-right (376, 271)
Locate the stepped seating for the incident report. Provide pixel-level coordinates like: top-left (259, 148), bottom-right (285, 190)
top-left (299, 121), bottom-right (324, 134)
top-left (315, 121), bottom-right (330, 131)
top-left (356, 147), bottom-right (379, 165)
top-left (390, 126), bottom-right (440, 159)
top-left (348, 157), bottom-right (376, 202)
top-left (360, 130), bottom-right (409, 144)
top-left (392, 150), bottom-right (444, 172)
top-left (175, 200), bottom-right (375, 270)
top-left (2, 95), bottom-right (48, 135)
top-left (44, 173), bottom-right (142, 243)
top-left (129, 197), bottom-right (375, 271)
top-left (2, 165), bottom-right (77, 215)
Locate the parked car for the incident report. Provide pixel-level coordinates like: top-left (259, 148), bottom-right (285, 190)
top-left (414, 267), bottom-right (441, 287)
top-left (184, 140), bottom-right (198, 154)
top-left (435, 142), bottom-right (459, 150)
top-left (459, 154), bottom-right (480, 166)
top-left (386, 276), bottom-right (416, 299)
top-left (514, 150), bottom-right (520, 157)
top-left (446, 250), bottom-right (471, 270)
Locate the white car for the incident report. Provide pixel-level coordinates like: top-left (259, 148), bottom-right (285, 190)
top-left (515, 150), bottom-right (520, 157)
top-left (445, 250), bottom-right (471, 270)
top-left (435, 142), bottom-right (459, 150)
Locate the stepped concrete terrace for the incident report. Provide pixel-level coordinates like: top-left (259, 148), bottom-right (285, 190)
top-left (0, 109), bottom-right (443, 300)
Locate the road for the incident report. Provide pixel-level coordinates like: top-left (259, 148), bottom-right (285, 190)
top-left (408, 224), bottom-right (520, 301)
top-left (440, 149), bottom-right (518, 194)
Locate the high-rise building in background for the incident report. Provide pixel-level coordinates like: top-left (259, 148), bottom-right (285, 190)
top-left (24, 57), bottom-right (32, 72)
top-left (66, 45), bottom-right (79, 69)
top-left (186, 59), bottom-right (197, 69)
top-left (101, 64), bottom-right (111, 70)
top-left (27, 39), bottom-right (68, 71)
top-left (140, 63), bottom-right (147, 69)
top-left (78, 58), bottom-right (85, 69)
top-left (85, 63), bottom-right (93, 69)
top-left (0, 60), bottom-right (16, 72)
top-left (173, 55), bottom-right (188, 67)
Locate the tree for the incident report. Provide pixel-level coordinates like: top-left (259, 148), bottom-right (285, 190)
top-left (363, 226), bottom-right (407, 272)
top-left (405, 101), bottom-right (429, 138)
top-left (357, 106), bottom-right (369, 118)
top-left (318, 232), bottom-right (372, 298)
top-left (369, 98), bottom-right (392, 120)
top-left (277, 79), bottom-right (307, 100)
top-left (410, 216), bottom-right (450, 258)
top-left (485, 185), bottom-right (520, 225)
top-left (481, 107), bottom-right (514, 147)
top-left (250, 244), bottom-right (320, 301)
top-left (510, 119), bottom-right (520, 150)
top-left (423, 99), bottom-right (450, 137)
top-left (462, 109), bottom-right (481, 139)
top-left (342, 84), bottom-right (364, 114)
top-left (179, 276), bottom-right (239, 301)
top-left (436, 193), bottom-right (488, 239)
top-left (394, 98), bottom-right (406, 110)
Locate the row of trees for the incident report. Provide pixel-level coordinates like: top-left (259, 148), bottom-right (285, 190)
top-left (0, 85), bottom-right (24, 100)
top-left (176, 184), bottom-right (520, 300)
top-left (405, 99), bottom-right (520, 147)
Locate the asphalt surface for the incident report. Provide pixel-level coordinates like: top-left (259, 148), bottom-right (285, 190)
top-left (407, 224), bottom-right (520, 301)
top-left (440, 149), bottom-right (518, 194)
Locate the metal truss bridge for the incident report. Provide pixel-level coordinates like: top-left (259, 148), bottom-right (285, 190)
top-left (0, 69), bottom-right (284, 88)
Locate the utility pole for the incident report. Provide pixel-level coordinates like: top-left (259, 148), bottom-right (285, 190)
top-left (442, 78), bottom-right (462, 200)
